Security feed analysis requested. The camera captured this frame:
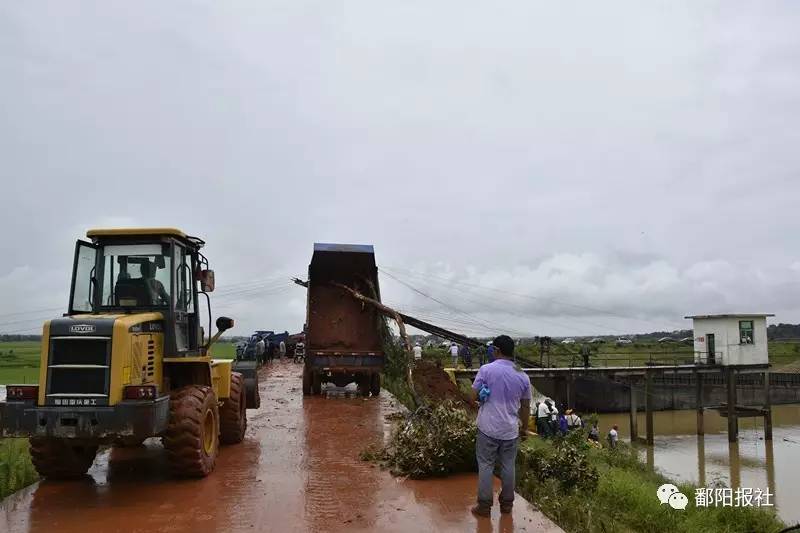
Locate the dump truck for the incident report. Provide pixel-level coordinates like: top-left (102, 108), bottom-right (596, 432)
top-left (0, 228), bottom-right (258, 478)
top-left (301, 243), bottom-right (384, 396)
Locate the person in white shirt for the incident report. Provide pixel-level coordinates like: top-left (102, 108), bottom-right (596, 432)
top-left (548, 402), bottom-right (559, 435)
top-left (607, 425), bottom-right (619, 448)
top-left (413, 343), bottom-right (423, 361)
top-left (565, 409), bottom-right (582, 430)
top-left (449, 343), bottom-right (459, 368)
top-left (536, 399), bottom-right (553, 437)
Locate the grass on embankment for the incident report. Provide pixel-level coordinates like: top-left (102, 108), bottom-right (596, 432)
top-left (0, 341), bottom-right (240, 384)
top-left (0, 342), bottom-right (40, 385)
top-left (0, 439), bottom-right (37, 499)
top-left (517, 433), bottom-right (786, 533)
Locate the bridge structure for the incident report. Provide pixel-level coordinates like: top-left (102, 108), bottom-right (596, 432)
top-left (452, 363), bottom-right (773, 444)
top-left (326, 278), bottom-right (774, 445)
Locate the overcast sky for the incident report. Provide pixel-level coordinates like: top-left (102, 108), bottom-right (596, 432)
top-left (2, 2), bottom-right (799, 338)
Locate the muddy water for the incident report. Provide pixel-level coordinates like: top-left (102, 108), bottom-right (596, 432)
top-left (0, 362), bottom-right (560, 533)
top-left (594, 405), bottom-right (800, 524)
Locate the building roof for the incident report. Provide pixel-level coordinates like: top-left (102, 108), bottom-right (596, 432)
top-left (684, 314), bottom-right (775, 319)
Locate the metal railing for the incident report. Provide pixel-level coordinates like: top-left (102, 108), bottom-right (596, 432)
top-left (551, 351), bottom-right (699, 369)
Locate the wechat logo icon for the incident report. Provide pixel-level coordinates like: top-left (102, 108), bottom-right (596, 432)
top-left (657, 484), bottom-right (688, 510)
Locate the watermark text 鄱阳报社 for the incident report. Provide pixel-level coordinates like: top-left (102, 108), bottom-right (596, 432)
top-left (694, 487), bottom-right (773, 508)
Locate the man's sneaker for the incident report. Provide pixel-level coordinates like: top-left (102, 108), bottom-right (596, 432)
top-left (500, 503), bottom-right (513, 514)
top-left (471, 505), bottom-right (491, 518)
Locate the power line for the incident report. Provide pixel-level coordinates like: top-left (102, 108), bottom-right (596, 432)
top-left (381, 264), bottom-right (684, 331)
top-left (379, 268), bottom-right (501, 332)
top-left (382, 266), bottom-right (629, 336)
top-left (379, 269), bottom-right (534, 338)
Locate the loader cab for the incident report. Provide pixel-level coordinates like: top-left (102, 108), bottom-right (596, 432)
top-left (70, 228), bottom-right (216, 356)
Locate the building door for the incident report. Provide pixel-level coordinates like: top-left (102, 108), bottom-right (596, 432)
top-left (707, 334), bottom-right (715, 364)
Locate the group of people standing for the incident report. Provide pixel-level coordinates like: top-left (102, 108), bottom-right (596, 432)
top-left (534, 398), bottom-right (583, 437)
top-left (412, 340), bottom-right (497, 368)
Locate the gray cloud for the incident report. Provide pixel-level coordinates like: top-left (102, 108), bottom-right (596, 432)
top-left (1, 2), bottom-right (799, 338)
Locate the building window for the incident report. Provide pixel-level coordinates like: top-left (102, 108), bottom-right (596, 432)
top-left (739, 320), bottom-right (754, 344)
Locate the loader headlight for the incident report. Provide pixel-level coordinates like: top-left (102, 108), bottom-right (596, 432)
top-left (124, 385), bottom-right (157, 400)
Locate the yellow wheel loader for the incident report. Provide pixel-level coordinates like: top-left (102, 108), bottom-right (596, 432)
top-left (0, 228), bottom-right (258, 478)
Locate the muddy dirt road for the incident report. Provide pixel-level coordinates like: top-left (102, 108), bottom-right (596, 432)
top-left (0, 361), bottom-right (560, 533)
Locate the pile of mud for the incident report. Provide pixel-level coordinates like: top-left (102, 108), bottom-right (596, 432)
top-left (412, 360), bottom-right (476, 411)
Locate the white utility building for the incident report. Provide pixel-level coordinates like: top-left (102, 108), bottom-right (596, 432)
top-left (685, 314), bottom-right (773, 366)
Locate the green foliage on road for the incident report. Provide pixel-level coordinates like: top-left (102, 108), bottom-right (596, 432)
top-left (367, 402), bottom-right (477, 478)
top-left (0, 439), bottom-right (37, 499)
top-left (517, 433), bottom-right (785, 533)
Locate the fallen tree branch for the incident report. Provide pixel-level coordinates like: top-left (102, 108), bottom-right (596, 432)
top-left (331, 281), bottom-right (425, 407)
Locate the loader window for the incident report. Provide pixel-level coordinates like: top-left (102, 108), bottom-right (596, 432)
top-left (69, 241), bottom-right (98, 313)
top-left (98, 244), bottom-right (172, 308)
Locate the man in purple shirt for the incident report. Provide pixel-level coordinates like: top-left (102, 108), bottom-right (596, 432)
top-left (470, 335), bottom-right (532, 518)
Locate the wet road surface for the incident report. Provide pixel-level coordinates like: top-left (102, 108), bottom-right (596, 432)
top-left (0, 361), bottom-right (560, 532)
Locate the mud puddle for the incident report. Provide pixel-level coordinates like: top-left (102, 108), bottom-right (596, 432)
top-left (0, 361), bottom-right (559, 532)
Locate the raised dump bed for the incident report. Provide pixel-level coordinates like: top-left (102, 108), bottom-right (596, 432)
top-left (302, 243), bottom-right (384, 396)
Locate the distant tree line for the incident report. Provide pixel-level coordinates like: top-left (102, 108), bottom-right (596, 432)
top-left (767, 323), bottom-right (800, 340)
top-left (0, 335), bottom-right (41, 342)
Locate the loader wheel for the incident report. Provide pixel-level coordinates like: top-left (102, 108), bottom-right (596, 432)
top-left (302, 366), bottom-right (312, 396)
top-left (311, 372), bottom-right (322, 395)
top-left (162, 385), bottom-right (219, 478)
top-left (370, 373), bottom-right (381, 397)
top-left (29, 437), bottom-right (98, 479)
top-left (220, 372), bottom-right (247, 444)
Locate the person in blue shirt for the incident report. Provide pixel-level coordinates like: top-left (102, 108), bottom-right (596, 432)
top-left (470, 335), bottom-right (532, 518)
top-left (486, 342), bottom-right (495, 363)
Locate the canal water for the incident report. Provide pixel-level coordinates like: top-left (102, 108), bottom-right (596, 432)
top-left (594, 404), bottom-right (800, 525)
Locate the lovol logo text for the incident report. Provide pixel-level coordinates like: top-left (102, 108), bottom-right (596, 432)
top-left (69, 324), bottom-right (96, 334)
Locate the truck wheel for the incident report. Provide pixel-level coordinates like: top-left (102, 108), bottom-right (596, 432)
top-left (162, 385), bottom-right (219, 478)
top-left (311, 372), bottom-right (322, 395)
top-left (356, 376), bottom-right (370, 397)
top-left (29, 437), bottom-right (98, 479)
top-left (370, 373), bottom-right (381, 397)
top-left (302, 366), bottom-right (312, 395)
top-left (220, 372), bottom-right (247, 444)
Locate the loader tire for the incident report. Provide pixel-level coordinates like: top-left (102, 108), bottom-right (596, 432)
top-left (220, 372), bottom-right (247, 444)
top-left (302, 366), bottom-right (312, 396)
top-left (162, 385), bottom-right (219, 478)
top-left (370, 373), bottom-right (381, 397)
top-left (29, 437), bottom-right (98, 479)
top-left (245, 373), bottom-right (261, 409)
